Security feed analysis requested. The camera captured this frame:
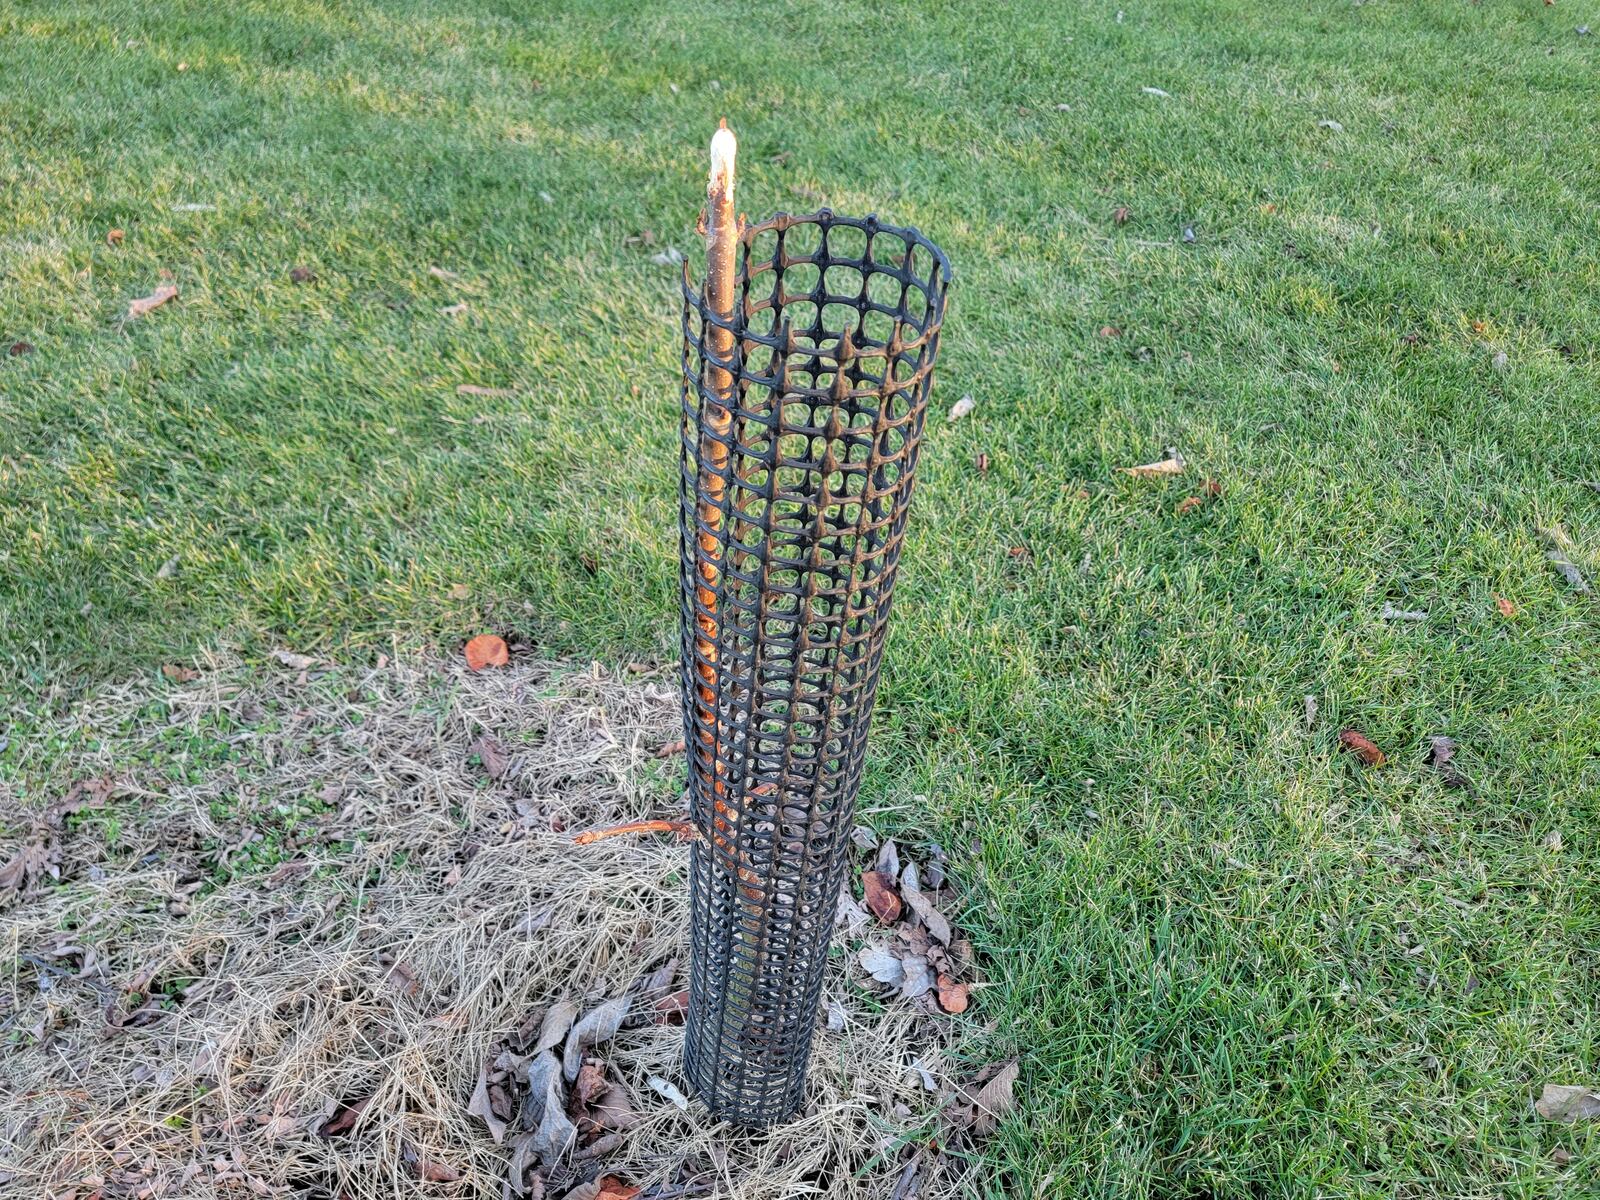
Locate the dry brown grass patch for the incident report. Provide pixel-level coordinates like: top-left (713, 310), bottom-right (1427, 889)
top-left (1, 657), bottom-right (979, 1199)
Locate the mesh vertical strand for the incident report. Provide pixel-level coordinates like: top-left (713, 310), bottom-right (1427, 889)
top-left (678, 209), bottom-right (951, 1126)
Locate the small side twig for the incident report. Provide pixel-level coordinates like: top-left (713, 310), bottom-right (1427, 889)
top-left (572, 819), bottom-right (702, 846)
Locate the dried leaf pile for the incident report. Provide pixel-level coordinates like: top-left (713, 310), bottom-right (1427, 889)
top-left (0, 657), bottom-right (991, 1200)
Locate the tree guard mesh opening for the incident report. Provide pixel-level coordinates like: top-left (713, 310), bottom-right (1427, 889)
top-left (678, 208), bottom-right (951, 1126)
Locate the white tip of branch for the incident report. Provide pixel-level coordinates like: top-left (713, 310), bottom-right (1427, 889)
top-left (709, 122), bottom-right (737, 201)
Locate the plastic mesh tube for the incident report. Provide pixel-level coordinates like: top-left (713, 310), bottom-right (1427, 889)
top-left (677, 209), bottom-right (951, 1125)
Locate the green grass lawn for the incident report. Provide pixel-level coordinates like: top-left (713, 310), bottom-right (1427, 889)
top-left (5, 0), bottom-right (1600, 1194)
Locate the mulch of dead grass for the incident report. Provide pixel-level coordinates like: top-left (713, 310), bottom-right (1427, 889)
top-left (1, 655), bottom-right (1002, 1199)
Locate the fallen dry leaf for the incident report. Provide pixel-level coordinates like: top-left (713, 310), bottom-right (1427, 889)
top-left (596, 1177), bottom-right (640, 1200)
top-left (289, 266), bottom-right (316, 284)
top-left (467, 1058), bottom-right (509, 1143)
top-left (271, 650), bottom-right (317, 670)
top-left (946, 1060), bottom-right (1020, 1136)
top-left (1112, 205), bottom-right (1131, 225)
top-left (127, 285), bottom-right (179, 318)
top-left (412, 1158), bottom-right (461, 1183)
top-left (8, 340), bottom-right (34, 357)
top-left (1338, 729), bottom-right (1386, 767)
top-left (107, 228), bottom-right (124, 247)
top-left (464, 634), bottom-right (510, 671)
top-left (975, 452), bottom-right (990, 472)
top-left (1380, 602), bottom-right (1428, 622)
top-left (161, 663), bottom-right (200, 683)
top-left (1535, 1084), bottom-right (1600, 1123)
top-left (858, 944), bottom-right (905, 987)
top-left (1495, 595), bottom-right (1517, 618)
top-left (1097, 325), bottom-right (1121, 338)
top-left (901, 884), bottom-right (952, 945)
top-left (947, 394), bottom-right (975, 422)
top-left (862, 871), bottom-right (903, 923)
top-left (935, 974), bottom-right (970, 1014)
top-left (319, 1093), bottom-right (374, 1138)
top-left (562, 997), bottom-right (630, 1081)
top-left (653, 739), bottom-right (686, 759)
top-left (1175, 495), bottom-right (1203, 516)
top-left (653, 989), bottom-right (689, 1025)
top-left (0, 838), bottom-right (59, 900)
top-left (1121, 450), bottom-right (1185, 477)
top-left (900, 953), bottom-right (936, 1000)
top-left (470, 735), bottom-right (510, 780)
top-left (648, 1075), bottom-right (689, 1110)
top-left (1546, 547), bottom-right (1590, 594)
top-left (1424, 734), bottom-right (1468, 789)
top-left (536, 1000), bottom-right (580, 1053)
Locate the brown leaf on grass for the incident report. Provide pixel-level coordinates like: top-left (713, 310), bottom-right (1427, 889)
top-left (470, 735), bottom-right (510, 780)
top-left (385, 960), bottom-right (421, 997)
top-left (1121, 450), bottom-right (1185, 477)
top-left (1338, 729), bottom-right (1385, 766)
top-left (1546, 548), bottom-right (1590, 594)
top-left (975, 452), bottom-right (990, 472)
top-left (862, 871), bottom-right (903, 923)
top-left (901, 884), bottom-right (952, 945)
top-left (535, 1000), bottom-right (580, 1053)
top-left (1112, 206), bottom-right (1131, 225)
top-left (8, 341), bottom-right (34, 357)
top-left (935, 973), bottom-right (970, 1014)
top-left (0, 839), bottom-right (59, 899)
top-left (1535, 1084), bottom-right (1600, 1122)
top-left (467, 1057), bottom-right (509, 1143)
top-left (161, 663), bottom-right (200, 682)
top-left (412, 1158), bottom-right (461, 1183)
top-left (1097, 325), bottom-right (1122, 338)
top-left (945, 1060), bottom-right (1020, 1136)
top-left (289, 266), bottom-right (316, 284)
top-left (596, 1177), bottom-right (641, 1200)
top-left (1425, 736), bottom-right (1468, 789)
top-left (562, 997), bottom-right (630, 1081)
top-left (1175, 495), bottom-right (1203, 516)
top-left (653, 739), bottom-right (686, 758)
top-left (271, 649), bottom-right (317, 670)
top-left (319, 1093), bottom-right (374, 1137)
top-left (1495, 595), bottom-right (1517, 618)
top-left (464, 634), bottom-right (510, 671)
top-left (858, 944), bottom-right (905, 987)
top-left (448, 582), bottom-right (472, 600)
top-left (1203, 478), bottom-right (1222, 497)
top-left (107, 228), bottom-right (125, 246)
top-left (653, 989), bottom-right (689, 1025)
top-left (127, 285), bottom-right (179, 318)
top-left (570, 1060), bottom-right (609, 1111)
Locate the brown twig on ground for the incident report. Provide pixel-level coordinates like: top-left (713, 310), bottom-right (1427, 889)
top-left (573, 819), bottom-right (702, 846)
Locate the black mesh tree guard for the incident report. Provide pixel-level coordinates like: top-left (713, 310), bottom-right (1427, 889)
top-left (678, 208), bottom-right (951, 1125)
